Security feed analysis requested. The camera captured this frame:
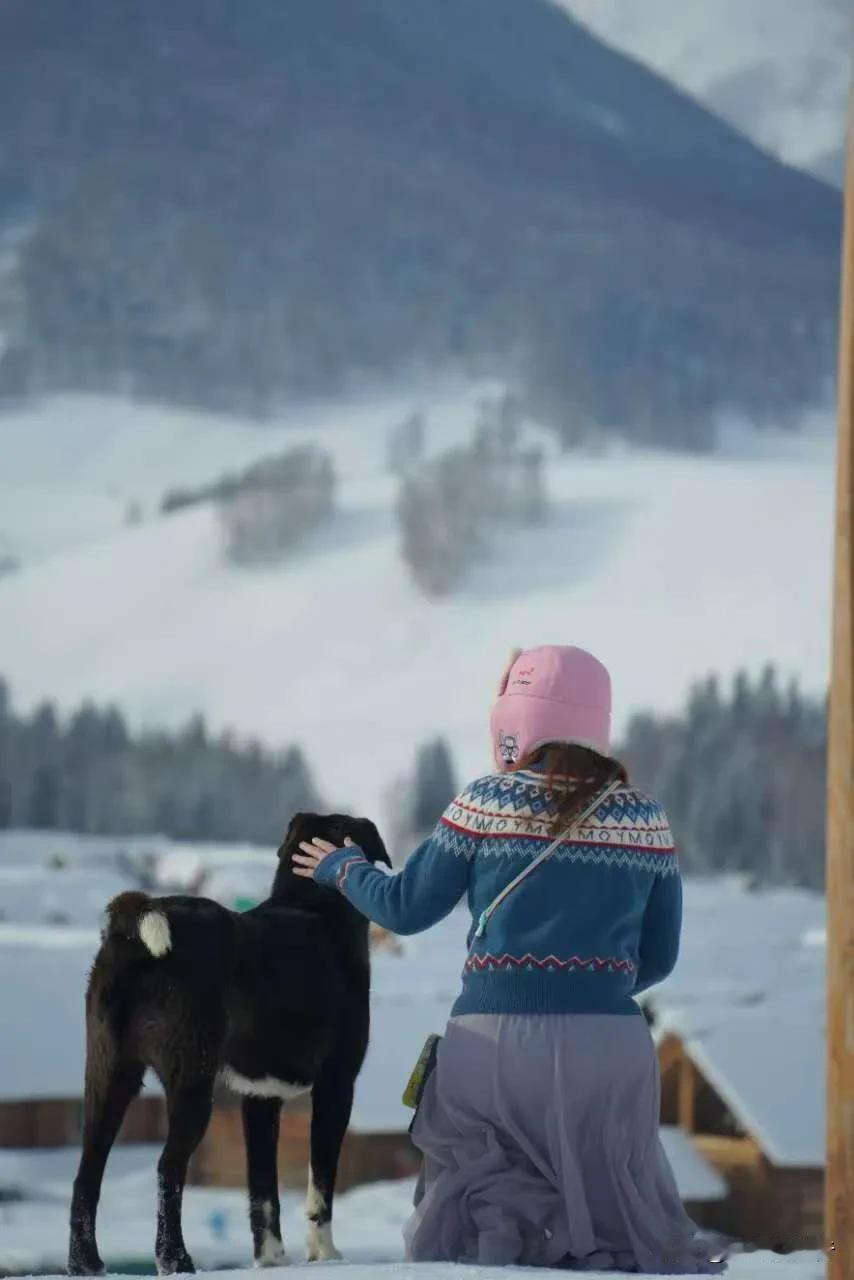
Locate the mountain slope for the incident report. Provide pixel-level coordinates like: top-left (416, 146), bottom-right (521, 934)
top-left (559, 0), bottom-right (852, 184)
top-left (0, 0), bottom-right (840, 447)
top-left (0, 394), bottom-right (834, 825)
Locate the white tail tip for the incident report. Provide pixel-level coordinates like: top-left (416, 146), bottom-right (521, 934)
top-left (139, 910), bottom-right (172, 957)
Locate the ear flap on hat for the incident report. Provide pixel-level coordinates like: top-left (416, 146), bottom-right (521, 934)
top-left (496, 648), bottom-right (523, 697)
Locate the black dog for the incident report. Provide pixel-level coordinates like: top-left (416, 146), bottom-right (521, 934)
top-left (68, 813), bottom-right (390, 1276)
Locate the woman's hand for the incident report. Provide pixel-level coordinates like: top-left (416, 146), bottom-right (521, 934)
top-left (292, 836), bottom-right (355, 879)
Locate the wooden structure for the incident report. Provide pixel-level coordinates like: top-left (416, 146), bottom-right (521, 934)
top-left (189, 1092), bottom-right (419, 1193)
top-left (0, 1091), bottom-right (418, 1196)
top-left (0, 1096), bottom-right (164, 1149)
top-left (658, 1033), bottom-right (823, 1252)
top-left (826, 85), bottom-right (854, 1280)
top-left (0, 1091), bottom-right (418, 1199)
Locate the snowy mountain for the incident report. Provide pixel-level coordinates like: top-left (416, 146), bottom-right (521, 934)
top-left (0, 0), bottom-right (840, 446)
top-left (0, 390), bottom-right (834, 827)
top-left (559, 0), bottom-right (852, 185)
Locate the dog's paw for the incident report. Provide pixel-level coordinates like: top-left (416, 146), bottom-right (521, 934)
top-left (67, 1254), bottom-right (105, 1277)
top-left (156, 1249), bottom-right (196, 1275)
top-left (305, 1245), bottom-right (342, 1263)
top-left (305, 1222), bottom-right (341, 1263)
top-left (253, 1239), bottom-right (289, 1268)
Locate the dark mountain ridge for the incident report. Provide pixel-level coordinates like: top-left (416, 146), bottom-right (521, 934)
top-left (0, 0), bottom-right (841, 447)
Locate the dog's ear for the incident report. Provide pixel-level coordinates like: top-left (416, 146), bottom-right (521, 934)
top-left (355, 819), bottom-right (392, 869)
top-left (277, 813), bottom-right (308, 858)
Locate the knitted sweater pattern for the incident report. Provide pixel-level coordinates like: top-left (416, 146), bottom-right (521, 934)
top-left (314, 769), bottom-right (682, 1016)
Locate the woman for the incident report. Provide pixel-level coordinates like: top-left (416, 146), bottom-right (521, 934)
top-left (293, 645), bottom-right (724, 1273)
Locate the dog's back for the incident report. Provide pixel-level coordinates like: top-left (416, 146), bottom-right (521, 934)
top-left (88, 891), bottom-right (236, 1084)
top-left (90, 889), bottom-right (350, 1089)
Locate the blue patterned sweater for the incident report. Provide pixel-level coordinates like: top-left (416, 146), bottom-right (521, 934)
top-left (314, 769), bottom-right (682, 1016)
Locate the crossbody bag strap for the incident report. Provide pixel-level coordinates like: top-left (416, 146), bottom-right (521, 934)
top-left (473, 777), bottom-right (621, 940)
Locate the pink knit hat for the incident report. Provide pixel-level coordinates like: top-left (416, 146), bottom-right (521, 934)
top-left (490, 645), bottom-right (612, 771)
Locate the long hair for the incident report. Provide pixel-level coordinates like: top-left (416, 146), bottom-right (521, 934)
top-left (518, 743), bottom-right (628, 835)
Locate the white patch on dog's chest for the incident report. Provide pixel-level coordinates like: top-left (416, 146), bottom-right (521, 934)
top-left (220, 1065), bottom-right (310, 1100)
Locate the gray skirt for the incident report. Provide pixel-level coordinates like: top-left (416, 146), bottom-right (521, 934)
top-left (404, 1013), bottom-right (726, 1274)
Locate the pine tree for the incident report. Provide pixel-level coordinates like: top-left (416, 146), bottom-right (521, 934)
top-left (622, 668), bottom-right (827, 889)
top-left (412, 738), bottom-right (458, 836)
top-left (29, 765), bottom-right (60, 828)
top-left (0, 677), bottom-right (12, 828)
top-left (0, 675), bottom-right (324, 844)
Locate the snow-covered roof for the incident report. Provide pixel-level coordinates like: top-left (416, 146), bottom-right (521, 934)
top-left (648, 878), bottom-right (825, 1169)
top-left (0, 828), bottom-right (273, 1103)
top-left (0, 928), bottom-right (118, 1101)
top-left (658, 1000), bottom-right (824, 1170)
top-left (652, 877), bottom-right (826, 1011)
top-left (659, 1127), bottom-right (726, 1203)
top-left (350, 912), bottom-right (466, 1134)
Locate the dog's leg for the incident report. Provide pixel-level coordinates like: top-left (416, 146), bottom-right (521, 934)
top-left (305, 1060), bottom-right (354, 1262)
top-left (68, 1055), bottom-right (144, 1276)
top-left (242, 1097), bottom-right (287, 1268)
top-left (155, 1079), bottom-right (214, 1276)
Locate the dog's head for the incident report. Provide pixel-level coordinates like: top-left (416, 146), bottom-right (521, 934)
top-left (278, 812), bottom-right (392, 872)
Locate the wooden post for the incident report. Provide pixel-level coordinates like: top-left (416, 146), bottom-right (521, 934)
top-left (826, 87), bottom-right (854, 1280)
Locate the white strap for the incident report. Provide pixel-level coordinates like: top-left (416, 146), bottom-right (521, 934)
top-left (473, 778), bottom-right (621, 940)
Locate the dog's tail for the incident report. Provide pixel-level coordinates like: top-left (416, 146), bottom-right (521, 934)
top-left (103, 890), bottom-right (172, 958)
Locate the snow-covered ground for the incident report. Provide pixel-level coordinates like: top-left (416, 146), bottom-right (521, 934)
top-left (558, 0), bottom-right (851, 181)
top-left (0, 1144), bottom-right (418, 1274)
top-left (0, 392), bottom-right (835, 828)
top-left (0, 1141), bottom-right (827, 1279)
top-left (0, 1132), bottom-right (825, 1279)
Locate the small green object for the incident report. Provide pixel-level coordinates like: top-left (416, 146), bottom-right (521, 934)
top-left (402, 1033), bottom-right (441, 1109)
top-left (234, 896), bottom-right (257, 912)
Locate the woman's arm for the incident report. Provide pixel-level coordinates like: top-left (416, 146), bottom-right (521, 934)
top-left (634, 872), bottom-right (682, 995)
top-left (293, 822), bottom-right (476, 935)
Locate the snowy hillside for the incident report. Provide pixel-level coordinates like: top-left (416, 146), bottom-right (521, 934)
top-left (0, 392), bottom-right (835, 826)
top-left (0, 388), bottom-right (476, 566)
top-left (559, 0), bottom-right (852, 183)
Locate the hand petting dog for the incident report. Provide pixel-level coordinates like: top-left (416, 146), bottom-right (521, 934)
top-left (293, 836), bottom-right (355, 879)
